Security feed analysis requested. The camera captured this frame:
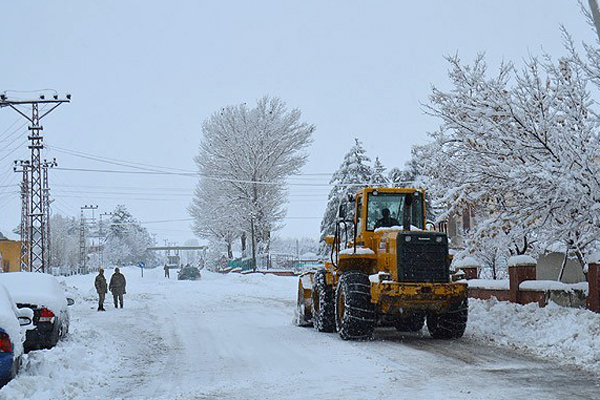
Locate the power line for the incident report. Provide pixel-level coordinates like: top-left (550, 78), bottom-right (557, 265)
top-left (47, 144), bottom-right (335, 178)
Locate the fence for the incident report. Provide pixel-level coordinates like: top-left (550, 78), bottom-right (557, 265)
top-left (226, 254), bottom-right (322, 275)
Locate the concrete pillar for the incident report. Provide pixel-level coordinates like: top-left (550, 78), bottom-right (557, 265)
top-left (508, 256), bottom-right (536, 304)
top-left (587, 263), bottom-right (600, 312)
top-left (454, 256), bottom-right (480, 280)
top-left (462, 267), bottom-right (479, 280)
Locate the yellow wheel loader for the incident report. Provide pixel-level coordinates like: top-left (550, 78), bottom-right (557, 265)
top-left (295, 188), bottom-right (468, 340)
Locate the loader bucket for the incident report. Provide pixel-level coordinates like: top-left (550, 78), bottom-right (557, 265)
top-left (294, 273), bottom-right (314, 326)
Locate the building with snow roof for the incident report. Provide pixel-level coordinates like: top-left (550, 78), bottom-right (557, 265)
top-left (0, 231), bottom-right (22, 273)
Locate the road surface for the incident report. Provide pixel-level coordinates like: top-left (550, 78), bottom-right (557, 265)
top-left (3, 268), bottom-right (599, 400)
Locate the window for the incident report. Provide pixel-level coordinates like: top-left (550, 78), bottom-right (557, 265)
top-left (366, 192), bottom-right (424, 231)
top-left (356, 195), bottom-right (363, 233)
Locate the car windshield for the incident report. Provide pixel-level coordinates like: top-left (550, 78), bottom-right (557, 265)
top-left (366, 192), bottom-right (424, 231)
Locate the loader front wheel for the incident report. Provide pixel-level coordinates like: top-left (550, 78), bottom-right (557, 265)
top-left (427, 300), bottom-right (468, 339)
top-left (312, 270), bottom-right (335, 332)
top-left (335, 271), bottom-right (376, 340)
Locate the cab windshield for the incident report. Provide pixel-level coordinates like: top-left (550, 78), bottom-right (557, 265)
top-left (366, 192), bottom-right (424, 231)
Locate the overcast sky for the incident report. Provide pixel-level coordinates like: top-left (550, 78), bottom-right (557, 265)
top-left (0, 1), bottom-right (596, 245)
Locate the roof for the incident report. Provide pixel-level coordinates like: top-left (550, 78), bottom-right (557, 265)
top-left (0, 228), bottom-right (18, 241)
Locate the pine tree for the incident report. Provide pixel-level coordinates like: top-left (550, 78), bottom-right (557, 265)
top-left (105, 205), bottom-right (156, 265)
top-left (370, 157), bottom-right (389, 187)
top-left (320, 139), bottom-right (373, 243)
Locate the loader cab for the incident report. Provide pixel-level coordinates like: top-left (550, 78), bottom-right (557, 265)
top-left (355, 188), bottom-right (426, 244)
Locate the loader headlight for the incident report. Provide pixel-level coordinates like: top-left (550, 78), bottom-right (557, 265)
top-left (436, 236), bottom-right (443, 243)
top-left (405, 236), bottom-right (412, 242)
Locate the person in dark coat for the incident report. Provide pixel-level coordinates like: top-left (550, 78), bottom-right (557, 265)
top-left (109, 267), bottom-right (127, 308)
top-left (164, 264), bottom-right (170, 278)
top-left (95, 268), bottom-right (107, 311)
top-left (374, 208), bottom-right (400, 228)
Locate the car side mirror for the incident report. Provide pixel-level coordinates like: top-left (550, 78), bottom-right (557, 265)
top-left (17, 307), bottom-right (34, 329)
top-left (67, 298), bottom-right (75, 306)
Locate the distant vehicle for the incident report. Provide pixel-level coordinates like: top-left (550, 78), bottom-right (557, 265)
top-left (0, 284), bottom-right (33, 386)
top-left (178, 265), bottom-right (201, 281)
top-left (0, 272), bottom-right (74, 351)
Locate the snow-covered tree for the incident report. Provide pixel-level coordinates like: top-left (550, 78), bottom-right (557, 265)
top-left (423, 52), bottom-right (600, 262)
top-left (192, 96), bottom-right (314, 267)
top-left (370, 157), bottom-right (389, 187)
top-left (104, 205), bottom-right (156, 266)
top-left (49, 214), bottom-right (79, 270)
top-left (270, 236), bottom-right (319, 257)
top-left (189, 178), bottom-right (237, 259)
top-left (388, 145), bottom-right (429, 189)
top-left (320, 139), bottom-right (373, 243)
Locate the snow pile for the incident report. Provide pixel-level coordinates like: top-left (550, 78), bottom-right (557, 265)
top-left (374, 225), bottom-right (421, 233)
top-left (368, 272), bottom-right (392, 283)
top-left (339, 247), bottom-right (375, 255)
top-left (0, 282), bottom-right (122, 400)
top-left (520, 280), bottom-right (588, 293)
top-left (466, 279), bottom-right (509, 290)
top-left (468, 298), bottom-right (600, 371)
top-left (507, 255), bottom-right (536, 267)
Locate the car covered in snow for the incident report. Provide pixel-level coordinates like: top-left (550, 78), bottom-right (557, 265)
top-left (177, 265), bottom-right (201, 281)
top-left (0, 272), bottom-right (74, 351)
top-left (0, 283), bottom-right (33, 386)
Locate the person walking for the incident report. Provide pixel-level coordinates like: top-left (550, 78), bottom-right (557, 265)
top-left (95, 268), bottom-right (107, 311)
top-left (109, 267), bottom-right (127, 308)
top-left (164, 264), bottom-right (170, 278)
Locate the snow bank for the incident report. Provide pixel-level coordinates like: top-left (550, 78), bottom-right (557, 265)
top-left (0, 281), bottom-right (121, 400)
top-left (468, 298), bottom-right (600, 372)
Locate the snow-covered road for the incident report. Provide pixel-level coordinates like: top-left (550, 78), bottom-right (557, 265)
top-left (1, 267), bottom-right (599, 400)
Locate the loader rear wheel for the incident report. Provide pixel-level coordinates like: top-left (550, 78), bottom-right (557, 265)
top-left (312, 270), bottom-right (335, 332)
top-left (395, 314), bottom-right (425, 332)
top-left (335, 271), bottom-right (376, 340)
top-left (295, 278), bottom-right (312, 327)
top-left (427, 300), bottom-right (468, 339)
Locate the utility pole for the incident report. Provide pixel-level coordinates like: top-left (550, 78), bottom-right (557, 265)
top-left (79, 205), bottom-right (98, 274)
top-left (13, 160), bottom-right (30, 271)
top-left (589, 0), bottom-right (600, 42)
top-left (42, 158), bottom-right (57, 270)
top-left (99, 212), bottom-right (113, 268)
top-left (1, 93), bottom-right (70, 273)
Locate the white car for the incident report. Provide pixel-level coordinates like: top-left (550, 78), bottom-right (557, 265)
top-left (0, 283), bottom-right (33, 386)
top-left (0, 273), bottom-right (73, 351)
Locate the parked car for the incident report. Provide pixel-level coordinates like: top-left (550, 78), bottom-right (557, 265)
top-left (0, 284), bottom-right (33, 386)
top-left (0, 272), bottom-right (74, 352)
top-left (178, 265), bottom-right (201, 281)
